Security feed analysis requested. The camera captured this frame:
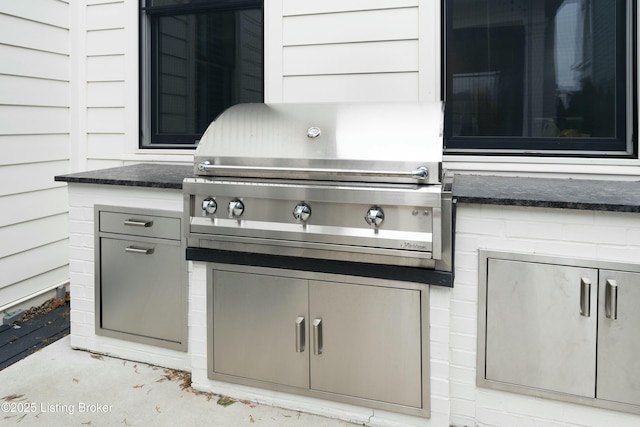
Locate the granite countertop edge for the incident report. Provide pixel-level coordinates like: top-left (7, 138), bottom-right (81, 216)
top-left (54, 163), bottom-right (194, 190)
top-left (55, 165), bottom-right (640, 214)
top-left (453, 174), bottom-right (640, 213)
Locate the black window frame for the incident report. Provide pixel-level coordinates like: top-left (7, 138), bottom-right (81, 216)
top-left (443, 0), bottom-right (638, 158)
top-left (139, 0), bottom-right (264, 149)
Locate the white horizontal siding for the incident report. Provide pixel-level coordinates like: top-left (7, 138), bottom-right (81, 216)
top-left (0, 188), bottom-right (69, 228)
top-left (0, 135), bottom-right (68, 165)
top-left (86, 28), bottom-right (125, 56)
top-left (0, 0), bottom-right (69, 314)
top-left (86, 134), bottom-right (126, 158)
top-left (0, 13), bottom-right (68, 54)
top-left (0, 240), bottom-right (69, 294)
top-left (279, 4), bottom-right (421, 103)
top-left (87, 55), bottom-right (125, 81)
top-left (0, 75), bottom-right (69, 107)
top-left (283, 0), bottom-right (418, 16)
top-left (284, 40), bottom-right (419, 76)
top-left (283, 73), bottom-right (419, 103)
top-left (282, 8), bottom-right (418, 46)
top-left (87, 81), bottom-right (125, 107)
top-left (80, 0), bottom-right (130, 165)
top-left (86, 107), bottom-right (125, 134)
top-left (0, 44), bottom-right (68, 81)
top-left (86, 2), bottom-right (124, 30)
top-left (0, 266), bottom-right (69, 311)
top-left (0, 214), bottom-right (69, 259)
top-left (1, 0), bottom-right (68, 28)
top-left (0, 106), bottom-right (69, 135)
top-left (0, 161), bottom-right (69, 197)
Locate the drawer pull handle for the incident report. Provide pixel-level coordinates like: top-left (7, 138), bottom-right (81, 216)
top-left (295, 317), bottom-right (305, 353)
top-left (312, 318), bottom-right (322, 355)
top-left (125, 246), bottom-right (154, 255)
top-left (606, 279), bottom-right (618, 320)
top-left (124, 219), bottom-right (153, 228)
top-left (580, 277), bottom-right (591, 317)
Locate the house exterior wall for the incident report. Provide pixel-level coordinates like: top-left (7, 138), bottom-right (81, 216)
top-left (0, 0), bottom-right (71, 312)
top-left (265, 0), bottom-right (440, 103)
top-left (30, 1), bottom-right (640, 425)
top-left (68, 0), bottom-right (640, 175)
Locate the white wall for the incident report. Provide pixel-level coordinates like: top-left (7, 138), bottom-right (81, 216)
top-left (69, 0), bottom-right (192, 169)
top-left (266, 0), bottom-right (440, 103)
top-left (68, 1), bottom-right (640, 177)
top-left (0, 0), bottom-right (71, 311)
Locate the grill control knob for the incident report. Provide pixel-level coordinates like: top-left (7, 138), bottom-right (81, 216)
top-left (227, 199), bottom-right (245, 218)
top-left (293, 202), bottom-right (311, 223)
top-left (202, 197), bottom-right (217, 216)
top-left (364, 206), bottom-right (385, 228)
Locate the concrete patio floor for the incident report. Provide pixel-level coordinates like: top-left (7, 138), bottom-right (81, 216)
top-left (0, 336), bottom-right (359, 426)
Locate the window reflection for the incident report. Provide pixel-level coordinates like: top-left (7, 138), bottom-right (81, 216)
top-left (447, 0), bottom-right (622, 146)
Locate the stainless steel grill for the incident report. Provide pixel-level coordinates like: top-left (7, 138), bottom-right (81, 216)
top-left (183, 102), bottom-right (452, 285)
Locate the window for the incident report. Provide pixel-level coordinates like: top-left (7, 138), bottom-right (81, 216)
top-left (140, 0), bottom-right (263, 148)
top-left (444, 0), bottom-right (636, 156)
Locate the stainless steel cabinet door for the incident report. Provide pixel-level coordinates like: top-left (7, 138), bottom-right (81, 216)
top-left (100, 238), bottom-right (183, 343)
top-left (597, 270), bottom-right (640, 406)
top-left (309, 281), bottom-right (422, 408)
top-left (212, 270), bottom-right (309, 389)
top-left (485, 259), bottom-right (598, 397)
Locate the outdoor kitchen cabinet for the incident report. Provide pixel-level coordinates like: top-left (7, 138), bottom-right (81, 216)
top-left (478, 251), bottom-right (640, 413)
top-left (209, 266), bottom-right (427, 416)
top-left (95, 206), bottom-right (187, 351)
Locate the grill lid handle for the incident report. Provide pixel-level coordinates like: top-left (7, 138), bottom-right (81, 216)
top-left (197, 161), bottom-right (430, 181)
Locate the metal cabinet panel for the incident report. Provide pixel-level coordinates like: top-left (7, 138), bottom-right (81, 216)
top-left (212, 270), bottom-right (309, 389)
top-left (597, 270), bottom-right (640, 406)
top-left (100, 237), bottom-right (183, 343)
top-left (309, 280), bottom-right (422, 407)
top-left (485, 259), bottom-right (598, 398)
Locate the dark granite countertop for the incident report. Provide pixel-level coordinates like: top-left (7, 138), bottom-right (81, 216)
top-left (55, 165), bottom-right (640, 213)
top-left (54, 163), bottom-right (194, 189)
top-left (453, 174), bottom-right (640, 213)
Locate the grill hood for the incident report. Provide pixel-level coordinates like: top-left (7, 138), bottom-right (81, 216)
top-left (193, 102), bottom-right (444, 184)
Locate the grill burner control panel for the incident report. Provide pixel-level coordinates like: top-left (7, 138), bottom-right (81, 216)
top-left (201, 196), bottom-right (387, 229)
top-left (184, 178), bottom-right (443, 268)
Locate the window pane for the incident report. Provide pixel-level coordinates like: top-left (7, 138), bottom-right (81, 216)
top-left (147, 0), bottom-right (260, 11)
top-left (150, 7), bottom-right (263, 144)
top-left (446, 0), bottom-right (627, 151)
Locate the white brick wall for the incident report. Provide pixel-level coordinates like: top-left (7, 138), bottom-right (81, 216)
top-left (67, 184), bottom-right (189, 370)
top-left (452, 203), bottom-right (640, 427)
top-left (69, 185), bottom-right (640, 426)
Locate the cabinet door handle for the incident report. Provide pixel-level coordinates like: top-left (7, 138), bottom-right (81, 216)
top-left (125, 245), bottom-right (154, 255)
top-left (295, 317), bottom-right (305, 353)
top-left (580, 277), bottom-right (591, 317)
top-left (312, 318), bottom-right (322, 355)
top-left (124, 219), bottom-right (154, 228)
top-left (605, 279), bottom-right (618, 320)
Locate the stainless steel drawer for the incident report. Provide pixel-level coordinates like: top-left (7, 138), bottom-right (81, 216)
top-left (95, 205), bottom-right (187, 351)
top-left (99, 210), bottom-right (181, 240)
top-left (100, 237), bottom-right (183, 344)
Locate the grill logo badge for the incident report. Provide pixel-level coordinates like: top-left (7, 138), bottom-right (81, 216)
top-left (400, 242), bottom-right (429, 250)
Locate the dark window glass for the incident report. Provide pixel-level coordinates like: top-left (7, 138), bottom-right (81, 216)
top-left (142, 0), bottom-right (263, 147)
top-left (445, 0), bottom-right (634, 155)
